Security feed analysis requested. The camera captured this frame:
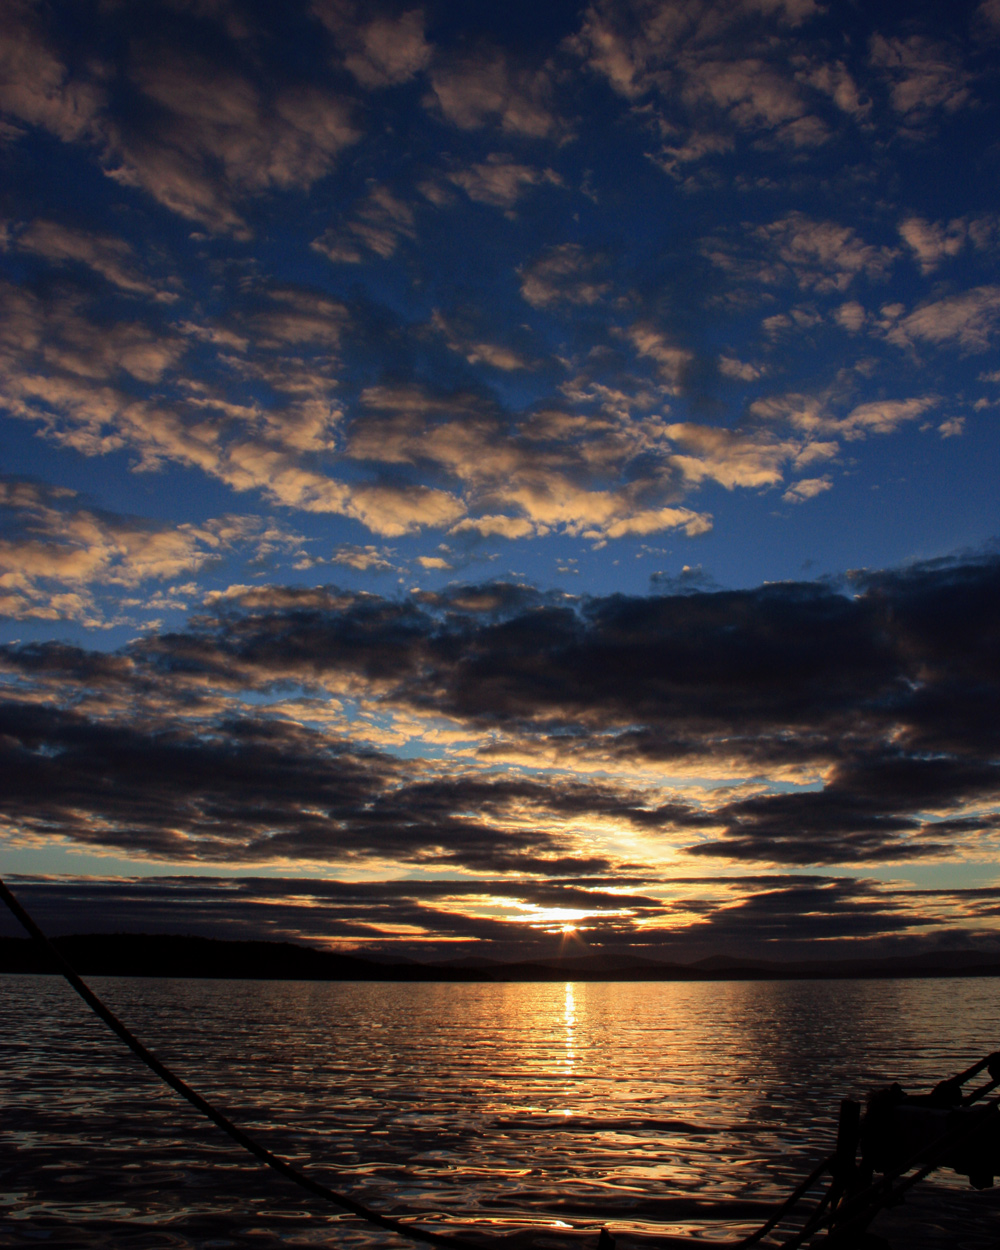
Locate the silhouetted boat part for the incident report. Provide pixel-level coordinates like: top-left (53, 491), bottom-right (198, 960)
top-left (1, 874), bottom-right (998, 1250)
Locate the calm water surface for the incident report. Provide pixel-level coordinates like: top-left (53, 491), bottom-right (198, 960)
top-left (2, 976), bottom-right (1000, 1249)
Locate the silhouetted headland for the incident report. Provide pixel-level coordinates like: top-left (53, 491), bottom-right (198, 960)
top-left (3, 934), bottom-right (1000, 982)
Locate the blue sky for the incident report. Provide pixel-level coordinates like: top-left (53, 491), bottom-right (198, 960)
top-left (1, 0), bottom-right (1000, 960)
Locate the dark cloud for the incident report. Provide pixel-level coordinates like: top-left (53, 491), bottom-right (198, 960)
top-left (658, 877), bottom-right (923, 945)
top-left (688, 753), bottom-right (1000, 864)
top-left (174, 576), bottom-right (898, 739)
top-left (139, 561), bottom-right (1000, 859)
top-left (3, 872), bottom-right (990, 964)
top-left (3, 556), bottom-right (1000, 872)
top-left (0, 696), bottom-right (651, 871)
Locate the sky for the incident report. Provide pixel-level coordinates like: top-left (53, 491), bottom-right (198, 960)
top-left (1, 0), bottom-right (1000, 962)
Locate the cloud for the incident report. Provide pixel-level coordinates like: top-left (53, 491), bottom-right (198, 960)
top-left (5, 556), bottom-right (1000, 875)
top-left (664, 421), bottom-right (826, 488)
top-left (0, 278), bottom-right (795, 545)
top-left (350, 383), bottom-right (719, 541)
top-left (978, 0), bottom-right (1000, 32)
top-left (312, 2), bottom-right (432, 88)
top-left (106, 41), bottom-right (359, 235)
top-left (898, 215), bottom-right (999, 273)
top-left (519, 244), bottom-right (611, 309)
top-left (711, 213), bottom-right (897, 294)
top-left (0, 282), bottom-right (471, 538)
top-left (899, 216), bottom-right (968, 274)
top-left (624, 325), bottom-right (694, 392)
top-left (444, 154), bottom-right (562, 210)
top-left (430, 312), bottom-right (530, 371)
top-left (451, 515), bottom-right (540, 540)
top-left (683, 57), bottom-right (821, 138)
top-left (718, 355), bottom-right (763, 381)
top-left (649, 129), bottom-right (735, 176)
top-left (573, 0), bottom-right (823, 99)
top-left (572, 0), bottom-right (839, 173)
top-left (3, 1), bottom-right (1000, 963)
top-left (800, 58), bottom-right (869, 120)
top-left (131, 562), bottom-right (992, 786)
top-left (601, 506), bottom-right (712, 539)
top-left (7, 869), bottom-right (991, 961)
top-left (0, 6), bottom-right (364, 235)
top-left (328, 544), bottom-right (398, 572)
top-left (782, 475), bottom-right (831, 503)
top-left (656, 875), bottom-right (955, 954)
top-left (0, 478), bottom-right (296, 623)
top-left (834, 301), bottom-right (867, 333)
top-left (760, 306), bottom-right (823, 336)
top-left (649, 564), bottom-right (719, 594)
top-left (687, 753), bottom-right (1000, 865)
top-left (0, 282), bottom-right (757, 544)
top-left (869, 34), bottom-right (971, 123)
top-left (0, 695), bottom-right (645, 873)
top-left (0, 873), bottom-right (662, 950)
top-left (2, 555), bottom-right (1000, 882)
top-left (311, 185), bottom-right (416, 262)
top-left (0, 281), bottom-right (727, 544)
top-left (425, 48), bottom-right (563, 139)
top-left (882, 286), bottom-right (1000, 352)
top-left (751, 392), bottom-right (935, 440)
top-left (0, 0), bottom-right (103, 141)
top-left (834, 398), bottom-right (937, 436)
top-left (0, 282), bottom-right (187, 394)
top-left (6, 219), bottom-right (169, 299)
top-left (937, 416), bottom-right (964, 438)
top-left (0, 268), bottom-right (862, 547)
top-left (764, 214), bottom-right (896, 291)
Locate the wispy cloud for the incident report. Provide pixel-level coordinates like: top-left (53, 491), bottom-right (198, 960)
top-left (426, 47), bottom-right (565, 139)
top-left (519, 244), bottom-right (611, 308)
top-left (709, 213), bottom-right (897, 294)
top-left (752, 392), bottom-right (937, 440)
top-left (899, 214), bottom-right (999, 273)
top-left (312, 2), bottom-right (432, 88)
top-left (5, 219), bottom-right (173, 299)
top-left (882, 286), bottom-right (1000, 352)
top-left (869, 34), bottom-right (972, 124)
top-left (312, 185), bottom-right (416, 262)
top-left (444, 154), bottom-right (562, 210)
top-left (0, 478), bottom-right (298, 624)
top-left (0, 0), bottom-right (103, 141)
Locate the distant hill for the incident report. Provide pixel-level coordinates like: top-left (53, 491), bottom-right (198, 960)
top-left (3, 933), bottom-right (1000, 982)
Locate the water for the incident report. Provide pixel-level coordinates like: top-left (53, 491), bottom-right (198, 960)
top-left (1, 975), bottom-right (999, 1249)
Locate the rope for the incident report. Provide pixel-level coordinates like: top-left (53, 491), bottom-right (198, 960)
top-left (775, 1182), bottom-right (833, 1250)
top-left (0, 876), bottom-right (486, 1250)
top-left (735, 1155), bottom-right (833, 1248)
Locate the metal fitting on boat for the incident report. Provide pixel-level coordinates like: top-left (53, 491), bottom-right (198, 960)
top-left (860, 1083), bottom-right (1000, 1189)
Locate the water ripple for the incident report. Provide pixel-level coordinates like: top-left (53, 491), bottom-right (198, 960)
top-left (2, 976), bottom-right (1000, 1248)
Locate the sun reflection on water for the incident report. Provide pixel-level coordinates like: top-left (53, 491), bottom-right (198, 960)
top-left (563, 980), bottom-right (576, 1078)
